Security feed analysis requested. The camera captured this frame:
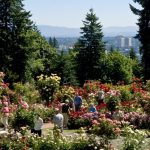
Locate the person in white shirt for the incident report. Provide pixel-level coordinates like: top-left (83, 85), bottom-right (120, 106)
top-left (32, 114), bottom-right (43, 136)
top-left (53, 108), bottom-right (64, 132)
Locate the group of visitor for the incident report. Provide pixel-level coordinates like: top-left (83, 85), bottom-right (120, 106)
top-left (30, 93), bottom-right (82, 136)
top-left (52, 90), bottom-right (105, 133)
top-left (52, 92), bottom-right (83, 133)
top-left (0, 90), bottom-right (107, 137)
top-left (30, 89), bottom-right (124, 136)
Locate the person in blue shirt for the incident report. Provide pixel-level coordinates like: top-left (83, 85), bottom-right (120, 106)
top-left (74, 93), bottom-right (82, 111)
top-left (89, 103), bottom-right (97, 113)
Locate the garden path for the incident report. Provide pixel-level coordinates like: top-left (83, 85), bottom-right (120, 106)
top-left (42, 122), bottom-right (77, 136)
top-left (43, 122), bottom-right (54, 129)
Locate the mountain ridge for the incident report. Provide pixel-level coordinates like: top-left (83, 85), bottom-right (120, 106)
top-left (37, 25), bottom-right (138, 37)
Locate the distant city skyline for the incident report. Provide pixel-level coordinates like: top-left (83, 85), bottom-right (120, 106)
top-left (23, 0), bottom-right (141, 28)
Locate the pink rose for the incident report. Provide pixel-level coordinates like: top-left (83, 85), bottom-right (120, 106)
top-left (21, 101), bottom-right (29, 109)
top-left (2, 107), bottom-right (9, 113)
top-left (3, 101), bottom-right (8, 106)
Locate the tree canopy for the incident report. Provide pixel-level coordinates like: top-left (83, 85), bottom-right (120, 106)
top-left (0, 0), bottom-right (57, 83)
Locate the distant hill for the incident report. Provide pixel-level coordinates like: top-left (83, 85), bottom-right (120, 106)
top-left (37, 25), bottom-right (80, 37)
top-left (103, 26), bottom-right (138, 37)
top-left (37, 25), bottom-right (138, 37)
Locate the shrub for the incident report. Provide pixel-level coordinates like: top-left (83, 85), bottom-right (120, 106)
top-left (103, 51), bottom-right (134, 84)
top-left (13, 82), bottom-right (40, 104)
top-left (68, 117), bottom-right (91, 129)
top-left (37, 74), bottom-right (61, 103)
top-left (119, 86), bottom-right (133, 102)
top-left (0, 129), bottom-right (111, 150)
top-left (91, 119), bottom-right (117, 138)
top-left (33, 106), bottom-right (55, 122)
top-left (122, 127), bottom-right (147, 150)
top-left (105, 90), bottom-right (121, 113)
top-left (11, 108), bottom-right (34, 130)
top-left (54, 85), bottom-right (75, 103)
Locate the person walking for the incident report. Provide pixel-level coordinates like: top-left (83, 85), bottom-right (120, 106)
top-left (62, 100), bottom-right (70, 128)
top-left (53, 108), bottom-right (64, 132)
top-left (32, 114), bottom-right (43, 136)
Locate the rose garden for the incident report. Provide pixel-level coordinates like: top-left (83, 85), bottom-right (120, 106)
top-left (1, 0), bottom-right (150, 149)
top-left (0, 72), bottom-right (150, 150)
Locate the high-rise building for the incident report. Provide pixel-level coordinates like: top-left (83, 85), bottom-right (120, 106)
top-left (115, 36), bottom-right (133, 48)
top-left (104, 36), bottom-right (140, 55)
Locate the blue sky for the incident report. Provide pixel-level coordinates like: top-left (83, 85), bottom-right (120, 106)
top-left (23, 0), bottom-right (141, 28)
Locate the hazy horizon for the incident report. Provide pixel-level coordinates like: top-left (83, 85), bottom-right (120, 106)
top-left (37, 25), bottom-right (138, 37)
top-left (37, 24), bottom-right (138, 29)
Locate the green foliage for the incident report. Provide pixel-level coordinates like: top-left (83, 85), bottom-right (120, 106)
top-left (128, 48), bottom-right (143, 78)
top-left (132, 59), bottom-right (143, 78)
top-left (33, 106), bottom-right (55, 122)
top-left (102, 51), bottom-right (134, 84)
top-left (10, 105), bottom-right (54, 130)
top-left (0, 0), bottom-right (34, 83)
top-left (13, 82), bottom-right (40, 104)
top-left (55, 50), bottom-right (78, 86)
top-left (68, 118), bottom-right (91, 129)
top-left (118, 86), bottom-right (133, 102)
top-left (0, 131), bottom-right (110, 150)
top-left (48, 37), bottom-right (59, 49)
top-left (11, 108), bottom-right (34, 131)
top-left (0, 140), bottom-right (10, 150)
top-left (128, 48), bottom-right (137, 60)
top-left (106, 95), bottom-right (120, 113)
top-left (75, 8), bottom-right (105, 85)
top-left (24, 31), bottom-right (58, 82)
top-left (0, 1), bottom-right (58, 84)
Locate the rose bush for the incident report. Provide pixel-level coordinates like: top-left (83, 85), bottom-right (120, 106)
top-left (37, 74), bottom-right (61, 103)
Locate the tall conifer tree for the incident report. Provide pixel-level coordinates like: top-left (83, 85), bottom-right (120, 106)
top-left (0, 0), bottom-right (34, 82)
top-left (130, 0), bottom-right (150, 81)
top-left (75, 8), bottom-right (105, 85)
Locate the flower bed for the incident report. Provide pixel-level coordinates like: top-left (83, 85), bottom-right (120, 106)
top-left (0, 128), bottom-right (112, 150)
